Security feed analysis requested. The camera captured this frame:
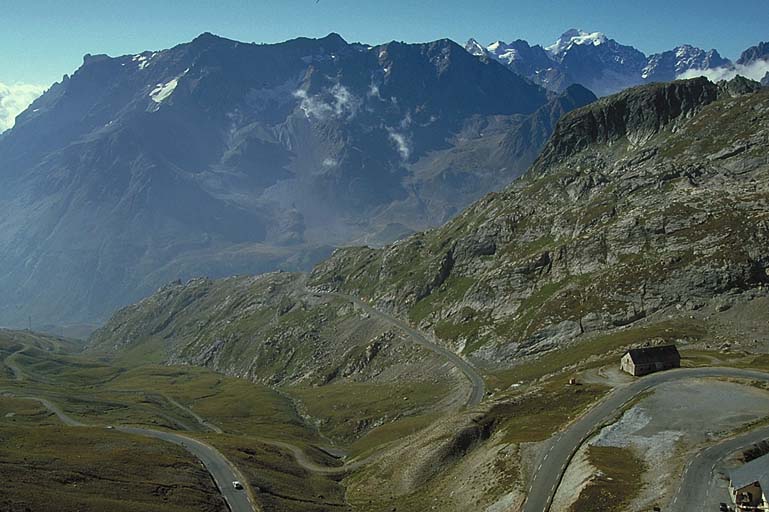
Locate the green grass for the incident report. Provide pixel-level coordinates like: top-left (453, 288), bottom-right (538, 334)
top-left (434, 307), bottom-right (491, 352)
top-left (349, 413), bottom-right (441, 458)
top-left (0, 396), bottom-right (60, 426)
top-left (0, 424), bottom-right (226, 512)
top-left (203, 434), bottom-right (348, 512)
top-left (103, 365), bottom-right (317, 442)
top-left (110, 335), bottom-right (167, 366)
top-left (488, 380), bottom-right (609, 443)
top-left (409, 276), bottom-right (474, 324)
top-left (570, 446), bottom-right (646, 512)
top-left (489, 318), bottom-right (707, 389)
top-left (287, 380), bottom-right (451, 444)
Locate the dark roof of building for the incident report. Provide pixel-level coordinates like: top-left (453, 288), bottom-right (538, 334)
top-left (625, 345), bottom-right (680, 365)
top-left (730, 452), bottom-right (769, 490)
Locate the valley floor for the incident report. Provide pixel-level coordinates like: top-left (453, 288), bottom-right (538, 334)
top-left (3, 292), bottom-right (769, 512)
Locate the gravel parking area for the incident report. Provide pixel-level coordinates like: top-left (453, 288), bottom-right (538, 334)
top-left (555, 378), bottom-right (769, 511)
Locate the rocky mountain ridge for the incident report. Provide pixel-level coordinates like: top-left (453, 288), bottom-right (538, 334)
top-left (309, 77), bottom-right (769, 361)
top-left (93, 77), bottom-right (769, 376)
top-left (0, 32), bottom-right (595, 328)
top-left (468, 30), bottom-right (766, 96)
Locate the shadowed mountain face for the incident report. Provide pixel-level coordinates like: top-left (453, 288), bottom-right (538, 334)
top-left (93, 77), bottom-right (769, 380)
top-left (0, 33), bottom-right (595, 327)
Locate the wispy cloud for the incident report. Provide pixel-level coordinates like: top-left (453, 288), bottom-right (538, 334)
top-left (387, 129), bottom-right (411, 160)
top-left (295, 84), bottom-right (361, 121)
top-left (0, 82), bottom-right (46, 132)
top-left (677, 60), bottom-right (769, 83)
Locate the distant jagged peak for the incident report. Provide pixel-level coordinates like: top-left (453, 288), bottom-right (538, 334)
top-left (319, 32), bottom-right (348, 45)
top-left (737, 41), bottom-right (769, 65)
top-left (190, 31), bottom-right (235, 47)
top-left (464, 38), bottom-right (487, 56)
top-left (546, 28), bottom-right (608, 56)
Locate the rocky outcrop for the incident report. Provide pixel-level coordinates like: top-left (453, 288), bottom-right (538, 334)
top-left (0, 32), bottom-right (595, 329)
top-left (310, 79), bottom-right (769, 361)
top-left (737, 41), bottom-right (769, 65)
top-left (536, 78), bottom-right (719, 166)
top-left (93, 78), bottom-right (769, 371)
top-left (88, 272), bottom-right (451, 387)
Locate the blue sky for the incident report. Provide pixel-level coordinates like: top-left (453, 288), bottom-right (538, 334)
top-left (1, 0), bottom-right (767, 86)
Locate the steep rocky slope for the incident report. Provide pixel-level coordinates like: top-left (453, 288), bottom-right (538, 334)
top-left (0, 32), bottom-right (595, 328)
top-left (93, 76), bottom-right (768, 375)
top-left (88, 272), bottom-right (455, 389)
top-left (309, 77), bottom-right (769, 363)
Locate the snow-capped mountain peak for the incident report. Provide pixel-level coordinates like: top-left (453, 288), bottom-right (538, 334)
top-left (642, 45), bottom-right (731, 81)
top-left (546, 29), bottom-right (607, 56)
top-left (487, 41), bottom-right (522, 64)
top-left (465, 29), bottom-right (753, 98)
top-left (465, 38), bottom-right (486, 57)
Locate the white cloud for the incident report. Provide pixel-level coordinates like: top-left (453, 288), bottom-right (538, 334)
top-left (387, 129), bottom-right (411, 160)
top-left (677, 60), bottom-right (769, 83)
top-left (367, 81), bottom-right (382, 100)
top-left (0, 82), bottom-right (46, 132)
top-left (295, 84), bottom-right (361, 121)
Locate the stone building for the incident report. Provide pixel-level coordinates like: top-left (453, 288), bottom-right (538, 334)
top-left (620, 345), bottom-right (681, 376)
top-left (730, 453), bottom-right (769, 509)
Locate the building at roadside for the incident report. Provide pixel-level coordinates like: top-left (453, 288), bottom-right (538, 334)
top-left (729, 452), bottom-right (769, 509)
top-left (620, 345), bottom-right (681, 376)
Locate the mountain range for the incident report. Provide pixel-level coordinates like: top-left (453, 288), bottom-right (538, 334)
top-left (0, 32), bottom-right (596, 329)
top-left (467, 29), bottom-right (769, 96)
top-left (92, 76), bottom-right (769, 382)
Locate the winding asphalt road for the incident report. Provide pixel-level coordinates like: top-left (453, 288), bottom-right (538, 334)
top-left (0, 386), bottom-right (256, 512)
top-left (523, 367), bottom-right (769, 512)
top-left (671, 424), bottom-right (769, 511)
top-left (326, 291), bottom-right (486, 407)
top-left (118, 426), bottom-right (253, 512)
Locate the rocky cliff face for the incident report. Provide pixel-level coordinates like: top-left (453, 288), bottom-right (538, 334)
top-left (309, 77), bottom-right (769, 362)
top-left (94, 77), bottom-right (769, 378)
top-left (642, 46), bottom-right (730, 83)
top-left (0, 32), bottom-right (595, 328)
top-left (88, 272), bottom-right (452, 387)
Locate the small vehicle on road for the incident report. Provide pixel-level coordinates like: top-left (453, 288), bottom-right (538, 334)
top-left (232, 481), bottom-right (243, 490)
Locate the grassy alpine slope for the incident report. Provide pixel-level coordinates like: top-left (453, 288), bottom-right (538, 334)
top-left (82, 77), bottom-right (769, 511)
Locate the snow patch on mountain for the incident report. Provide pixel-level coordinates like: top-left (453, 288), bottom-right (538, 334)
top-left (132, 52), bottom-right (157, 70)
top-left (149, 68), bottom-right (190, 104)
top-left (150, 78), bottom-right (179, 103)
top-left (546, 29), bottom-right (607, 56)
top-left (465, 38), bottom-right (486, 57)
top-left (488, 42), bottom-right (521, 65)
